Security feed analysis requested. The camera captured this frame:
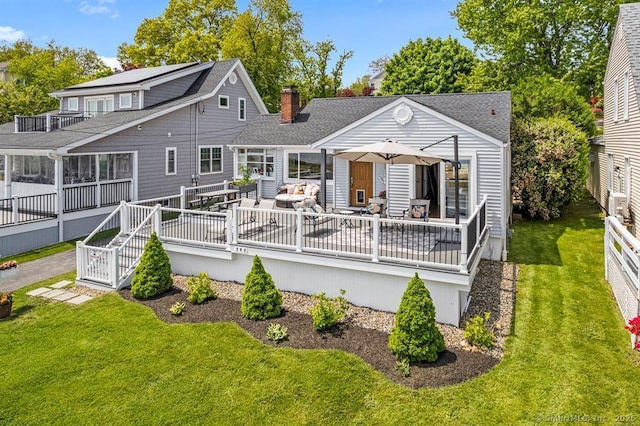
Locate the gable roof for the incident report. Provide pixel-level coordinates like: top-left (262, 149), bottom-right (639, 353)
top-left (231, 91), bottom-right (511, 148)
top-left (616, 3), bottom-right (640, 102)
top-left (0, 59), bottom-right (268, 154)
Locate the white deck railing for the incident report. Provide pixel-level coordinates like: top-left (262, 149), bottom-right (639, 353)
top-left (604, 216), bottom-right (640, 349)
top-left (77, 197), bottom-right (489, 289)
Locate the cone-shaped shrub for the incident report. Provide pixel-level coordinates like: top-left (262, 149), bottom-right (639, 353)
top-left (131, 232), bottom-right (173, 299)
top-left (241, 255), bottom-right (282, 320)
top-left (388, 273), bottom-right (445, 363)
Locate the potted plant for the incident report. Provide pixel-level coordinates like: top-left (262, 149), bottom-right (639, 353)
top-left (0, 260), bottom-right (18, 279)
top-left (231, 165), bottom-right (257, 194)
top-left (0, 292), bottom-right (13, 319)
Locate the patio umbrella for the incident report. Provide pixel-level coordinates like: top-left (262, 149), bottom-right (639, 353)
top-left (332, 139), bottom-right (444, 165)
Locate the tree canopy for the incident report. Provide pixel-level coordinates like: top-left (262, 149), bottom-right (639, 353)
top-left (453, 0), bottom-right (626, 98)
top-left (380, 37), bottom-right (476, 95)
top-left (0, 40), bottom-right (111, 124)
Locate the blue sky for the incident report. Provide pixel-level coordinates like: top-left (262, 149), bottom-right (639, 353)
top-left (0, 0), bottom-right (469, 85)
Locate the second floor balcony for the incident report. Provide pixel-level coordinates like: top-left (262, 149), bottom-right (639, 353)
top-left (14, 114), bottom-right (90, 133)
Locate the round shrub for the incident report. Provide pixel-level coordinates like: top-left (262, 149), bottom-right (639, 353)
top-left (388, 273), bottom-right (445, 363)
top-left (187, 272), bottom-right (216, 304)
top-left (241, 255), bottom-right (282, 320)
top-left (131, 232), bottom-right (173, 299)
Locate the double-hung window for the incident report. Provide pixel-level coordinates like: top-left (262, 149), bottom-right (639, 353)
top-left (238, 97), bottom-right (246, 121)
top-left (200, 146), bottom-right (222, 174)
top-left (119, 93), bottom-right (132, 109)
top-left (237, 148), bottom-right (274, 177)
top-left (68, 97), bottom-right (79, 111)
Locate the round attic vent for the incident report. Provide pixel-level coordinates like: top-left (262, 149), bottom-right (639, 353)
top-left (229, 72), bottom-right (238, 85)
top-left (393, 104), bottom-right (413, 125)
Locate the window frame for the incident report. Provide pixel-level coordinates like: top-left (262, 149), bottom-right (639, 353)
top-left (119, 93), bottom-right (132, 109)
top-left (237, 148), bottom-right (275, 179)
top-left (68, 97), bottom-right (78, 112)
top-left (166, 147), bottom-right (177, 176)
top-left (218, 95), bottom-right (229, 109)
top-left (85, 95), bottom-right (114, 118)
top-left (238, 97), bottom-right (246, 121)
top-left (285, 151), bottom-right (333, 181)
top-left (199, 145), bottom-right (223, 175)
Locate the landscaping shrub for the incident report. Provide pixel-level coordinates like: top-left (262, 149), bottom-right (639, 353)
top-left (131, 232), bottom-right (173, 299)
top-left (187, 272), bottom-right (216, 304)
top-left (170, 302), bottom-right (185, 316)
top-left (241, 255), bottom-right (282, 320)
top-left (464, 312), bottom-right (495, 349)
top-left (266, 323), bottom-right (288, 342)
top-left (388, 273), bottom-right (445, 363)
top-left (309, 290), bottom-right (348, 331)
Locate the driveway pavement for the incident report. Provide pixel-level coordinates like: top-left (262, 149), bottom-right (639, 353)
top-left (0, 249), bottom-right (76, 292)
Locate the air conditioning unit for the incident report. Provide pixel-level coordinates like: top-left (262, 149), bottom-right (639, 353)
top-left (609, 192), bottom-right (629, 220)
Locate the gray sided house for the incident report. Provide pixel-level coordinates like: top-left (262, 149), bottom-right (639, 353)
top-left (589, 2), bottom-right (640, 231)
top-left (231, 88), bottom-right (512, 261)
top-left (0, 59), bottom-right (267, 256)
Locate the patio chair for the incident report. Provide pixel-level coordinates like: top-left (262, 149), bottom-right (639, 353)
top-left (239, 199), bottom-right (279, 237)
top-left (402, 199), bottom-right (430, 222)
top-left (360, 197), bottom-right (387, 218)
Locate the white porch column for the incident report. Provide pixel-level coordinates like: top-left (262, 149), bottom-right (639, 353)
top-left (3, 154), bottom-right (11, 199)
top-left (55, 155), bottom-right (64, 242)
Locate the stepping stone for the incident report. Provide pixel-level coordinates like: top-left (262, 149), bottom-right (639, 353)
top-left (40, 289), bottom-right (66, 299)
top-left (26, 287), bottom-right (53, 296)
top-left (67, 295), bottom-right (93, 305)
top-left (50, 280), bottom-right (73, 289)
top-left (52, 291), bottom-right (78, 302)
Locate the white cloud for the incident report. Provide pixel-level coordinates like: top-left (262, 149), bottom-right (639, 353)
top-left (0, 26), bottom-right (25, 43)
top-left (99, 56), bottom-right (121, 71)
top-left (79, 0), bottom-right (119, 18)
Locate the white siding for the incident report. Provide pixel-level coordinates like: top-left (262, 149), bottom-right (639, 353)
top-left (604, 17), bottom-right (640, 237)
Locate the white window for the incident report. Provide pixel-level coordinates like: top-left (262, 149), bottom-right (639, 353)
top-left (85, 95), bottom-right (114, 118)
top-left (238, 97), bottom-right (246, 121)
top-left (99, 153), bottom-right (132, 181)
top-left (237, 148), bottom-right (275, 178)
top-left (200, 146), bottom-right (223, 174)
top-left (623, 71), bottom-right (629, 120)
top-left (68, 97), bottom-right (78, 111)
top-left (614, 78), bottom-right (619, 122)
top-left (166, 147), bottom-right (177, 175)
top-left (287, 152), bottom-right (333, 180)
top-left (119, 93), bottom-right (132, 109)
top-left (218, 95), bottom-right (229, 109)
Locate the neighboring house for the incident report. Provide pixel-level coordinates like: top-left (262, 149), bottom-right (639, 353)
top-left (0, 59), bottom-right (268, 256)
top-left (369, 70), bottom-right (385, 95)
top-left (589, 2), bottom-right (640, 231)
top-left (0, 62), bottom-right (9, 82)
top-left (230, 86), bottom-right (512, 261)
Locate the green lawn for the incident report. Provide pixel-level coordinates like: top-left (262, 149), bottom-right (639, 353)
top-left (0, 194), bottom-right (639, 424)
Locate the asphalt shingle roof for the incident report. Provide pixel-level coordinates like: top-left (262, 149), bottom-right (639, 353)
top-left (232, 91), bottom-right (511, 147)
top-left (619, 3), bottom-right (640, 102)
top-left (0, 60), bottom-right (238, 152)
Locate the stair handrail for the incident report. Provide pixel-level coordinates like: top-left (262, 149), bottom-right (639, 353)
top-left (81, 201), bottom-right (125, 245)
top-left (115, 204), bottom-right (160, 283)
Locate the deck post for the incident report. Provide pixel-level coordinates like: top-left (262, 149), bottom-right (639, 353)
top-left (226, 209), bottom-right (233, 249)
top-left (154, 204), bottom-right (162, 237)
top-left (296, 208), bottom-right (303, 252)
top-left (180, 186), bottom-right (186, 210)
top-left (112, 247), bottom-right (119, 289)
top-left (604, 217), bottom-right (610, 280)
top-left (46, 114), bottom-right (51, 132)
top-left (11, 195), bottom-right (18, 224)
top-left (372, 214), bottom-right (380, 262)
top-left (76, 241), bottom-right (84, 281)
top-left (14, 115), bottom-right (18, 133)
top-left (120, 201), bottom-right (129, 234)
top-left (231, 203), bottom-right (239, 244)
top-left (460, 222), bottom-right (468, 273)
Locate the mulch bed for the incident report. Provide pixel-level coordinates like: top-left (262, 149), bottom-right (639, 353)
top-left (119, 288), bottom-right (499, 389)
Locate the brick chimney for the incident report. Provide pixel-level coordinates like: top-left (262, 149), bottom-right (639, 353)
top-left (280, 85), bottom-right (299, 124)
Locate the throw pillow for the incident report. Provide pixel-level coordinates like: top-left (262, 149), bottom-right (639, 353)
top-left (304, 185), bottom-right (314, 196)
top-left (367, 202), bottom-right (382, 215)
top-left (294, 184), bottom-right (305, 195)
top-left (410, 204), bottom-right (427, 219)
top-left (286, 184), bottom-right (296, 194)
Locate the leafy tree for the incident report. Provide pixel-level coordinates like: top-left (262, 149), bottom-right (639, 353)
top-left (380, 37), bottom-right (476, 95)
top-left (388, 273), bottom-right (445, 363)
top-left (0, 40), bottom-right (111, 124)
top-left (511, 117), bottom-right (589, 220)
top-left (453, 0), bottom-right (625, 98)
top-left (511, 75), bottom-right (596, 136)
top-left (241, 255), bottom-right (282, 320)
top-left (221, 0), bottom-right (302, 111)
top-left (368, 55), bottom-right (389, 75)
top-left (131, 233), bottom-right (173, 299)
top-left (347, 74), bottom-right (371, 96)
top-left (290, 39), bottom-right (354, 104)
top-left (117, 0), bottom-right (237, 66)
